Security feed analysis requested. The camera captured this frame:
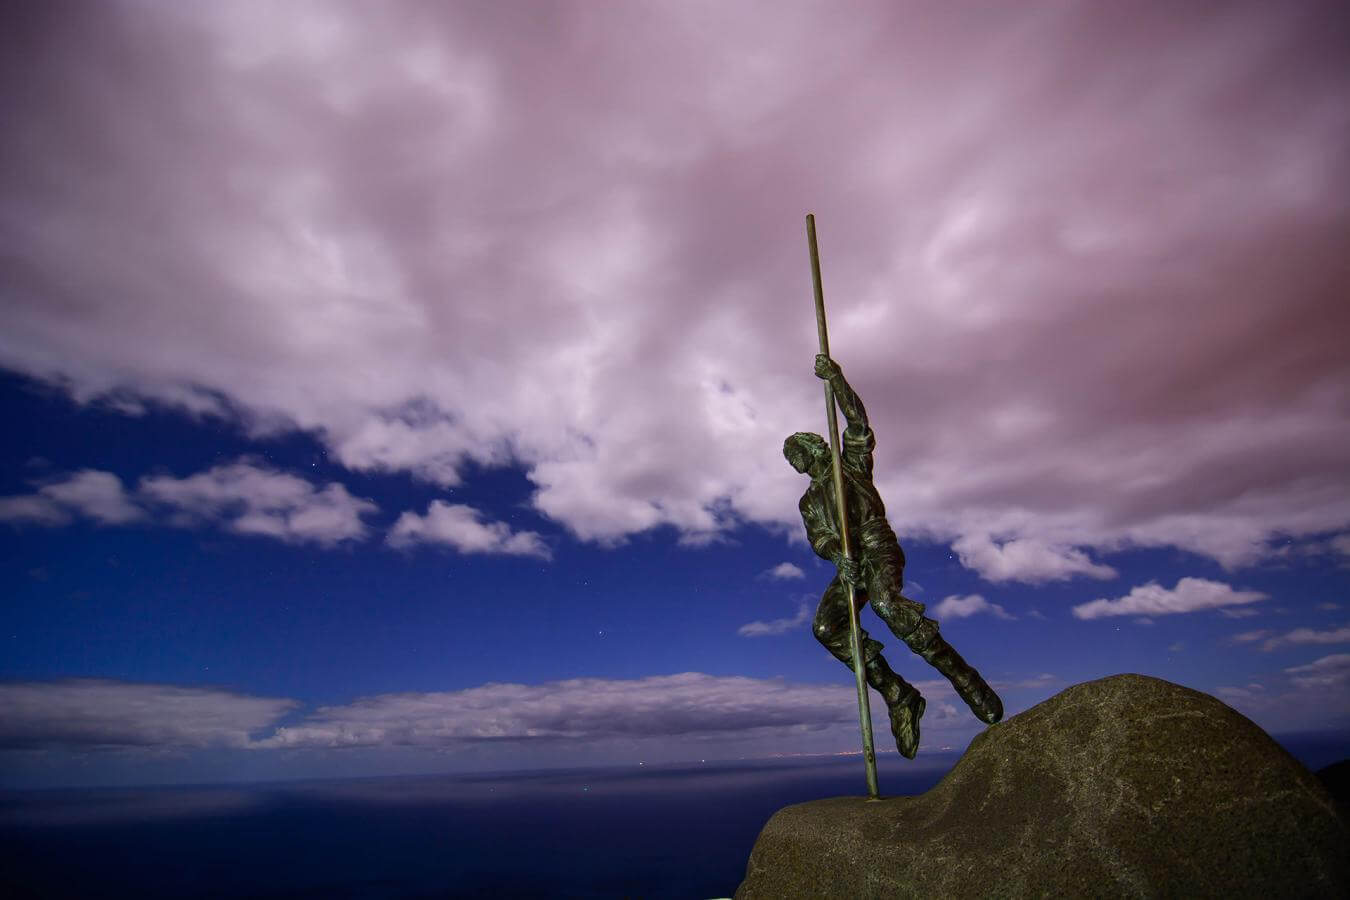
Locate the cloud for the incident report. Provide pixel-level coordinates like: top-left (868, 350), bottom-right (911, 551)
top-left (1229, 630), bottom-right (1272, 645)
top-left (1278, 534), bottom-right (1350, 564)
top-left (1218, 607), bottom-right (1262, 619)
top-left (1259, 624), bottom-right (1350, 653)
top-left (1316, 602), bottom-right (1340, 611)
top-left (386, 500), bottom-right (550, 558)
top-left (951, 534), bottom-right (1116, 584)
top-left (1, 673), bottom-right (1001, 762)
top-left (25, 671), bottom-right (1291, 771)
top-left (1, 461), bottom-right (379, 547)
top-left (39, 470), bottom-right (144, 524)
top-left (933, 593), bottom-right (1015, 620)
top-left (762, 562), bottom-right (805, 580)
top-left (257, 673), bottom-right (871, 749)
top-left (995, 673), bottom-right (1059, 691)
top-left (140, 460), bottom-right (377, 545)
top-left (331, 416), bottom-right (490, 488)
top-left (739, 601), bottom-right (812, 637)
top-left (0, 680), bottom-right (297, 750)
top-left (0, 470), bottom-right (141, 526)
top-left (1214, 667), bottom-right (1350, 734)
top-left (1283, 654), bottom-right (1350, 689)
top-left (1072, 577), bottom-right (1267, 620)
top-left (0, 1), bottom-right (1346, 573)
top-left (0, 493), bottom-right (69, 525)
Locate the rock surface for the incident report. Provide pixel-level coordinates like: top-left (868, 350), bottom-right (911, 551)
top-left (735, 673), bottom-right (1349, 899)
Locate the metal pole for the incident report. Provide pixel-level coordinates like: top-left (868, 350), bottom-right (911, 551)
top-left (806, 213), bottom-right (880, 800)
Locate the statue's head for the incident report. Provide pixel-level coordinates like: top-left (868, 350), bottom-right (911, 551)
top-left (784, 432), bottom-right (829, 475)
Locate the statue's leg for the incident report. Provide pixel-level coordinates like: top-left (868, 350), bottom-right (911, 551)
top-left (865, 653), bottom-right (925, 759)
top-left (866, 547), bottom-right (1004, 725)
top-left (812, 574), bottom-right (884, 670)
top-left (813, 574), bottom-right (925, 758)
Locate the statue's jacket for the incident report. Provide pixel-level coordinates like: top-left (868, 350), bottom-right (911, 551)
top-left (799, 422), bottom-right (903, 572)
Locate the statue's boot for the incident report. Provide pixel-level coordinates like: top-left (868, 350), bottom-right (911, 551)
top-left (865, 656), bottom-right (925, 759)
top-left (907, 627), bottom-right (1003, 724)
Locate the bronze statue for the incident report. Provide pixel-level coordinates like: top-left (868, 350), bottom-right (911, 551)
top-left (785, 353), bottom-right (1003, 759)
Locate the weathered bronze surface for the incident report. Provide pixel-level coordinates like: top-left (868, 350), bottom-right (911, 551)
top-left (788, 218), bottom-right (1003, 772)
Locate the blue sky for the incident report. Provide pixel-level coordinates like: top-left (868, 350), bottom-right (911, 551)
top-left (2, 0), bottom-right (1348, 789)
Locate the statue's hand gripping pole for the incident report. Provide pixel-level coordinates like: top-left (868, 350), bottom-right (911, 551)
top-left (806, 213), bottom-right (880, 801)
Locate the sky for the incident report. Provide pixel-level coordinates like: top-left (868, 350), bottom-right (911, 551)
top-left (1, 0), bottom-right (1348, 790)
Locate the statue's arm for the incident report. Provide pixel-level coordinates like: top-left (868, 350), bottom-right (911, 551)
top-left (830, 370), bottom-right (869, 432)
top-left (815, 355), bottom-right (869, 431)
top-left (800, 494), bottom-right (842, 563)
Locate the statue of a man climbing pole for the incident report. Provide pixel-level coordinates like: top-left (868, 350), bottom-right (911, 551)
top-left (785, 356), bottom-right (1003, 757)
top-left (788, 215), bottom-right (1001, 791)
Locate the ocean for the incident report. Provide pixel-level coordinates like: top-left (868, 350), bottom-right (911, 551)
top-left (3, 737), bottom-right (1346, 899)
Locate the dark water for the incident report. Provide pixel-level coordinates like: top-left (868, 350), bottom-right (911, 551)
top-left (0, 755), bottom-right (950, 900)
top-left (2, 736), bottom-right (1345, 900)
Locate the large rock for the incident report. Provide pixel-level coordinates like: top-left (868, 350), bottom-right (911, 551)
top-left (736, 673), bottom-right (1349, 899)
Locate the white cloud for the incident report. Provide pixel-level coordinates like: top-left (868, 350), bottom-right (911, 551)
top-left (1259, 624), bottom-right (1350, 653)
top-left (39, 471), bottom-right (144, 524)
top-left (257, 672), bottom-right (866, 748)
top-left (762, 562), bottom-right (805, 580)
top-left (1283, 654), bottom-right (1350, 689)
top-left (0, 1), bottom-right (1346, 573)
top-left (739, 600), bottom-right (812, 637)
top-left (933, 593), bottom-right (1015, 620)
top-left (0, 493), bottom-right (70, 525)
top-left (2, 462), bottom-right (378, 547)
top-left (0, 673), bottom-right (1006, 763)
top-left (0, 680), bottom-right (297, 750)
top-left (1072, 577), bottom-right (1267, 620)
top-left (1316, 602), bottom-right (1340, 611)
top-left (1330, 534), bottom-right (1350, 557)
top-left (331, 417), bottom-right (493, 487)
top-left (386, 500), bottom-right (550, 559)
top-left (951, 534), bottom-right (1116, 584)
top-left (1229, 630), bottom-right (1272, 644)
top-left (0, 470), bottom-right (141, 526)
top-left (140, 460), bottom-right (377, 545)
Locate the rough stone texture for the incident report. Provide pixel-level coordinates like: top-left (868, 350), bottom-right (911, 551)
top-left (736, 674), bottom-right (1350, 899)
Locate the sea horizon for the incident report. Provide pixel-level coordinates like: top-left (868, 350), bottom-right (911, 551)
top-left (4, 727), bottom-right (1346, 795)
top-left (3, 730), bottom-right (1345, 899)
